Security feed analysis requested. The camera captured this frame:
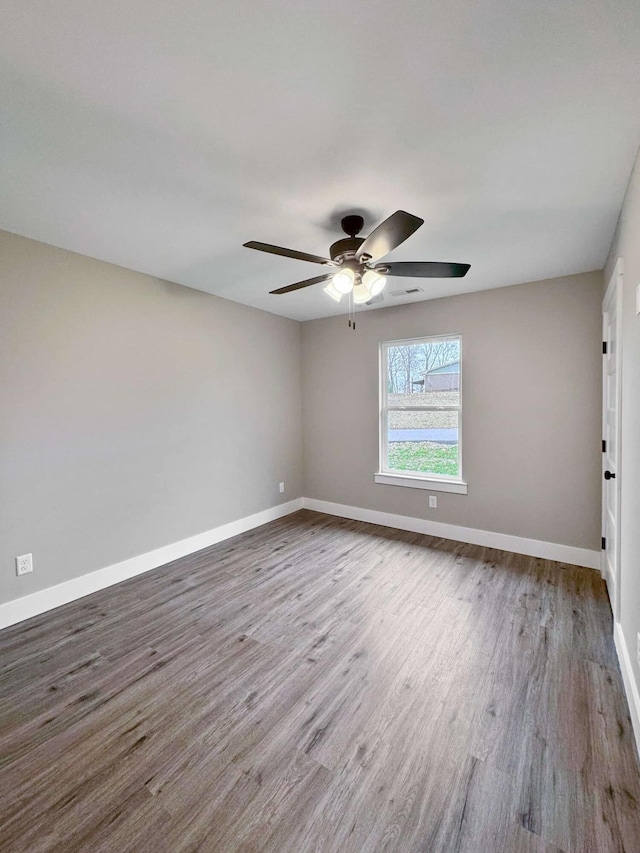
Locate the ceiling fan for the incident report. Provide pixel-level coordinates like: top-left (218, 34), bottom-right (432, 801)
top-left (243, 210), bottom-right (470, 309)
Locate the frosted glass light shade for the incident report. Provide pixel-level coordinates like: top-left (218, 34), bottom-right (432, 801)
top-left (332, 268), bottom-right (355, 294)
top-left (323, 281), bottom-right (343, 302)
top-left (363, 269), bottom-right (387, 296)
top-left (353, 283), bottom-right (370, 304)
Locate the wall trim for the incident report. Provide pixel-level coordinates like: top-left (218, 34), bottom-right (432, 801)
top-left (1, 496), bottom-right (602, 632)
top-left (603, 564), bottom-right (617, 618)
top-left (614, 621), bottom-right (640, 761)
top-left (0, 498), bottom-right (304, 631)
top-left (302, 498), bottom-right (600, 569)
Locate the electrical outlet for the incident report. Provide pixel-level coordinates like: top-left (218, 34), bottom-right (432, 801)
top-left (16, 553), bottom-right (33, 576)
top-left (428, 495), bottom-right (437, 509)
top-left (279, 482), bottom-right (285, 494)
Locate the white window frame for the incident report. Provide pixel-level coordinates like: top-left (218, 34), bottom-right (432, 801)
top-left (375, 334), bottom-right (468, 494)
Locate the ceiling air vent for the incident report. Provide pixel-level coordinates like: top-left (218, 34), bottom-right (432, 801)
top-left (390, 286), bottom-right (424, 297)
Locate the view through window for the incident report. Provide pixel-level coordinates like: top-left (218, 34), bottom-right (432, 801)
top-left (381, 335), bottom-right (462, 479)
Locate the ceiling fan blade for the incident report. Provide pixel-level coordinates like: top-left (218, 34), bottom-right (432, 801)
top-left (244, 241), bottom-right (335, 266)
top-left (356, 210), bottom-right (424, 262)
top-left (380, 261), bottom-right (470, 278)
top-left (270, 274), bottom-right (332, 295)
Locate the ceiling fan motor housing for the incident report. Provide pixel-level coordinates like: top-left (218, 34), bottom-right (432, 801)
top-left (329, 237), bottom-right (364, 262)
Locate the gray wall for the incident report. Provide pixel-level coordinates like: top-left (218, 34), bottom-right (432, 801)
top-left (605, 145), bottom-right (640, 694)
top-left (0, 230), bottom-right (303, 605)
top-left (302, 272), bottom-right (603, 550)
top-left (0, 229), bottom-right (605, 612)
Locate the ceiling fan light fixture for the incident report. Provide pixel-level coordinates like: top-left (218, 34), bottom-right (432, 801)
top-left (332, 268), bottom-right (355, 294)
top-left (363, 269), bottom-right (387, 296)
top-left (353, 283), bottom-right (371, 304)
top-left (245, 210), bottom-right (469, 325)
top-left (323, 281), bottom-right (343, 302)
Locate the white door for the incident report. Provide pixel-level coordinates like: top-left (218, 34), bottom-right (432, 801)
top-left (602, 260), bottom-right (622, 620)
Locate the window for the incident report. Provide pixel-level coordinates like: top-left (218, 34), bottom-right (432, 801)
top-left (375, 335), bottom-right (467, 494)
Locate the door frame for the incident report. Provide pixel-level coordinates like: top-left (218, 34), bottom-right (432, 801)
top-left (601, 257), bottom-right (623, 622)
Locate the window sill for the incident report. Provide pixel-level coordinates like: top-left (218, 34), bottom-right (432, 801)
top-left (374, 472), bottom-right (468, 494)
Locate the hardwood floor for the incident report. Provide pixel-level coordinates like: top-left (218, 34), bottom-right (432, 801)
top-left (0, 510), bottom-right (638, 852)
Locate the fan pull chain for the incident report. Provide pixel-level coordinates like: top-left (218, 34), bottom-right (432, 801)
top-left (346, 288), bottom-right (356, 331)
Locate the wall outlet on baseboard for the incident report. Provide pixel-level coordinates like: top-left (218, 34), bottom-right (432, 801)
top-left (428, 495), bottom-right (437, 509)
top-left (16, 554), bottom-right (33, 576)
top-left (279, 482), bottom-right (285, 494)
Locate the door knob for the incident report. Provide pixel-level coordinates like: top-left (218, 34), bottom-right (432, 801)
top-left (604, 470), bottom-right (616, 480)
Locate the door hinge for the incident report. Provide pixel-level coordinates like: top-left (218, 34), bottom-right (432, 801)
top-left (602, 439), bottom-right (606, 452)
top-left (601, 536), bottom-right (606, 550)
top-left (602, 341), bottom-right (607, 354)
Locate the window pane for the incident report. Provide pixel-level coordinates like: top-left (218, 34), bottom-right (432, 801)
top-left (388, 389), bottom-right (460, 408)
top-left (387, 340), bottom-right (460, 407)
top-left (388, 409), bottom-right (457, 431)
top-left (387, 410), bottom-right (459, 477)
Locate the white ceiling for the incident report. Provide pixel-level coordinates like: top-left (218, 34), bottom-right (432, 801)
top-left (1, 1), bottom-right (640, 321)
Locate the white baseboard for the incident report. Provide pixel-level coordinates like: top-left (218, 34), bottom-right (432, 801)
top-left (614, 622), bottom-right (640, 761)
top-left (0, 495), bottom-right (602, 632)
top-left (302, 498), bottom-right (600, 570)
top-left (0, 498), bottom-right (303, 631)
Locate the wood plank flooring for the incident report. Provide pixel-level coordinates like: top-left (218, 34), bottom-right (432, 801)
top-left (1, 510), bottom-right (639, 852)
